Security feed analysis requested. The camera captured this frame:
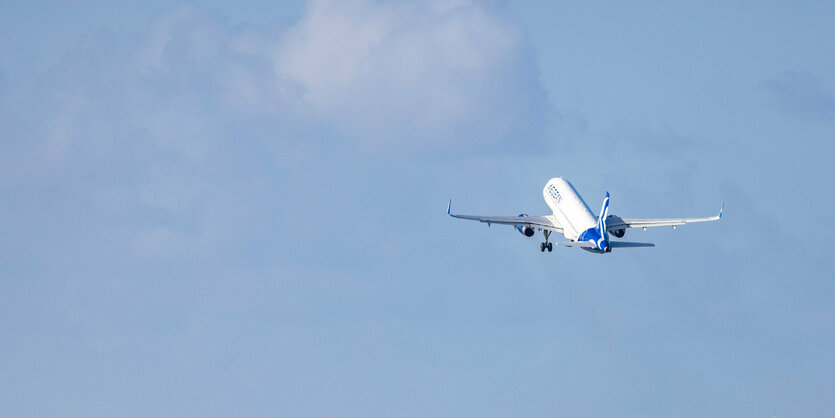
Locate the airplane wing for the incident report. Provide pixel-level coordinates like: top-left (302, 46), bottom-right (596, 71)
top-left (447, 200), bottom-right (563, 233)
top-left (606, 203), bottom-right (723, 231)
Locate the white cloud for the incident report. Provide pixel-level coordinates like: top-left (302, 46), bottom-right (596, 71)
top-left (274, 0), bottom-right (550, 151)
top-left (112, 0), bottom-right (552, 153)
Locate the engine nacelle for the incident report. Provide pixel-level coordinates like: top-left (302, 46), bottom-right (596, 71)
top-left (611, 229), bottom-right (625, 238)
top-left (517, 225), bottom-right (535, 237)
top-left (515, 214), bottom-right (535, 237)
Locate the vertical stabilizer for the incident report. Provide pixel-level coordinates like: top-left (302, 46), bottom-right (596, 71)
top-left (597, 192), bottom-right (610, 239)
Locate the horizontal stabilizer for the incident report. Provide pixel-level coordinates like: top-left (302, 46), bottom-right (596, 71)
top-left (557, 241), bottom-right (597, 248)
top-left (609, 241), bottom-right (655, 248)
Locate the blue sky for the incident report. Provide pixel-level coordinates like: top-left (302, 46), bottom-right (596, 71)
top-left (1, 1), bottom-right (834, 416)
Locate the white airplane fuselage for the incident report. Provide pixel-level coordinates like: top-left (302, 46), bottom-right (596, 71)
top-left (543, 177), bottom-right (598, 242)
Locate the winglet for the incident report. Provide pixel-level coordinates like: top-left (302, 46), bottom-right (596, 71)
top-left (718, 202), bottom-right (724, 220)
top-left (447, 199), bottom-right (452, 215)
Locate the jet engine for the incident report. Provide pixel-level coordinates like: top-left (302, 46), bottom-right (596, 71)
top-left (517, 225), bottom-right (535, 237)
top-left (611, 229), bottom-right (625, 238)
top-left (515, 214), bottom-right (535, 237)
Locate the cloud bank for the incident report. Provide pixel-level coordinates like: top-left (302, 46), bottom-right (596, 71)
top-left (19, 0), bottom-right (551, 159)
top-left (0, 0), bottom-right (553, 263)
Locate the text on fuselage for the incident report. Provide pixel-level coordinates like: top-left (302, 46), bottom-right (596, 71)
top-left (547, 184), bottom-right (562, 203)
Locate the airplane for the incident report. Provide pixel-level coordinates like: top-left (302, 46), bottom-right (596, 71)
top-left (448, 177), bottom-right (722, 253)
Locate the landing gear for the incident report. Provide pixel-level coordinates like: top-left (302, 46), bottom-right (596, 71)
top-left (540, 231), bottom-right (553, 252)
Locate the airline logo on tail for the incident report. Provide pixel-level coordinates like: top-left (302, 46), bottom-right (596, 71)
top-left (576, 192), bottom-right (611, 252)
top-left (595, 192), bottom-right (610, 251)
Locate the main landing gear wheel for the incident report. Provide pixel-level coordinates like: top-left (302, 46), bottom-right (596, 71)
top-left (540, 230), bottom-right (553, 253)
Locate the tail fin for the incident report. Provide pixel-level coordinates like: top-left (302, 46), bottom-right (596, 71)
top-left (597, 192), bottom-right (610, 237)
